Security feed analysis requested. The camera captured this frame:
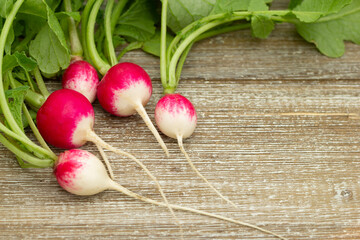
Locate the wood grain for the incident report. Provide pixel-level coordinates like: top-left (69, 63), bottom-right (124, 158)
top-left (1, 2), bottom-right (360, 239)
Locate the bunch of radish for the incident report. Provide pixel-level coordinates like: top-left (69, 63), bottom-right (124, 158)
top-left (0, 0), bottom-right (286, 238)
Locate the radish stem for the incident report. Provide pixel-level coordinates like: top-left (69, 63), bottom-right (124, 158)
top-left (64, 0), bottom-right (83, 59)
top-left (33, 67), bottom-right (50, 98)
top-left (104, 0), bottom-right (117, 66)
top-left (110, 0), bottom-right (129, 32)
top-left (86, 0), bottom-right (111, 74)
top-left (0, 133), bottom-right (53, 168)
top-left (160, 0), bottom-right (168, 88)
top-left (22, 104), bottom-right (56, 158)
top-left (81, 0), bottom-right (96, 63)
top-left (0, 0), bottom-right (28, 137)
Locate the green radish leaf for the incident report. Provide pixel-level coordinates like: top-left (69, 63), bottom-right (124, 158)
top-left (19, 0), bottom-right (48, 19)
top-left (13, 52), bottom-right (37, 72)
top-left (5, 86), bottom-right (30, 130)
top-left (292, 0), bottom-right (352, 22)
top-left (2, 55), bottom-right (18, 73)
top-left (210, 0), bottom-right (250, 15)
top-left (251, 14), bottom-right (274, 39)
top-left (248, 0), bottom-right (269, 11)
top-left (45, 0), bottom-right (61, 10)
top-left (71, 0), bottom-right (83, 11)
top-left (113, 35), bottom-right (126, 49)
top-left (117, 42), bottom-right (144, 60)
top-left (55, 11), bottom-right (81, 22)
top-left (2, 52), bottom-right (37, 73)
top-left (296, 0), bottom-right (360, 57)
top-left (44, 0), bottom-right (69, 51)
top-left (0, 0), bottom-right (13, 18)
top-left (18, 0), bottom-right (49, 38)
top-left (165, 0), bottom-right (216, 33)
top-left (115, 0), bottom-right (157, 41)
top-left (142, 30), bottom-right (174, 57)
top-left (29, 24), bottom-right (70, 74)
top-left (289, 0), bottom-right (303, 9)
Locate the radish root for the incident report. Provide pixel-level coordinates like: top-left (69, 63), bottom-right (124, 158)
top-left (108, 180), bottom-right (287, 240)
top-left (135, 102), bottom-right (170, 157)
top-left (177, 135), bottom-right (238, 209)
top-left (95, 143), bottom-right (115, 180)
top-left (86, 130), bottom-right (179, 231)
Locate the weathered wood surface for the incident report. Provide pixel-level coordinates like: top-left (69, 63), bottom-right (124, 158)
top-left (1, 2), bottom-right (360, 240)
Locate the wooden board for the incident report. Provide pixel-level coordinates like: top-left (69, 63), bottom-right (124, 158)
top-left (1, 2), bottom-right (360, 239)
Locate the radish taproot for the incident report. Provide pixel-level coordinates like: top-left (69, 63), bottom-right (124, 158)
top-left (96, 62), bottom-right (169, 156)
top-left (155, 93), bottom-right (237, 208)
top-left (54, 149), bottom-right (285, 239)
top-left (62, 60), bottom-right (99, 103)
top-left (36, 89), bottom-right (175, 219)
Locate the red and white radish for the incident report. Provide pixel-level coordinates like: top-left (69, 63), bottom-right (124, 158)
top-left (36, 89), bottom-right (173, 215)
top-left (61, 60), bottom-right (111, 179)
top-left (62, 60), bottom-right (99, 103)
top-left (54, 149), bottom-right (285, 239)
top-left (97, 62), bottom-right (169, 156)
top-left (155, 93), bottom-right (237, 208)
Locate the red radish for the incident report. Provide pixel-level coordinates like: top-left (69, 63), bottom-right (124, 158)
top-left (155, 94), bottom-right (237, 208)
top-left (54, 149), bottom-right (285, 239)
top-left (97, 62), bottom-right (169, 156)
top-left (62, 60), bottom-right (99, 103)
top-left (62, 60), bottom-right (110, 178)
top-left (36, 89), bottom-right (172, 214)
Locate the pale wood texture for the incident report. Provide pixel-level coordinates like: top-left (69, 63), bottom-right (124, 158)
top-left (1, 1), bottom-right (360, 239)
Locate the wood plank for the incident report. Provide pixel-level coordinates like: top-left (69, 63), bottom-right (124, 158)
top-left (1, 1), bottom-right (360, 239)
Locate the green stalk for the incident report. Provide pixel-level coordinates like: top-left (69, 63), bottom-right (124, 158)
top-left (33, 66), bottom-right (50, 98)
top-left (24, 70), bottom-right (35, 92)
top-left (167, 17), bottom-right (243, 91)
top-left (64, 0), bottom-right (83, 60)
top-left (81, 0), bottom-right (96, 63)
top-left (0, 120), bottom-right (51, 158)
top-left (160, 0), bottom-right (168, 90)
top-left (166, 12), bottom-right (232, 65)
top-left (86, 0), bottom-right (111, 75)
top-left (110, 0), bottom-right (129, 32)
top-left (104, 0), bottom-right (117, 66)
top-left (116, 41), bottom-right (143, 61)
top-left (174, 23), bottom-right (252, 86)
top-left (173, 42), bottom-right (193, 89)
top-left (166, 10), bottom-right (290, 65)
top-left (5, 73), bottom-right (54, 160)
top-left (22, 104), bottom-right (56, 159)
top-left (9, 74), bottom-right (45, 109)
top-left (0, 0), bottom-right (27, 138)
top-left (0, 133), bottom-right (54, 168)
top-left (167, 13), bottom-right (259, 92)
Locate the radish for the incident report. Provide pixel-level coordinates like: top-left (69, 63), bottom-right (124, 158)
top-left (36, 89), bottom-right (174, 217)
top-left (96, 62), bottom-right (169, 156)
top-left (155, 93), bottom-right (237, 208)
top-left (62, 60), bottom-right (99, 103)
top-left (54, 148), bottom-right (285, 239)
